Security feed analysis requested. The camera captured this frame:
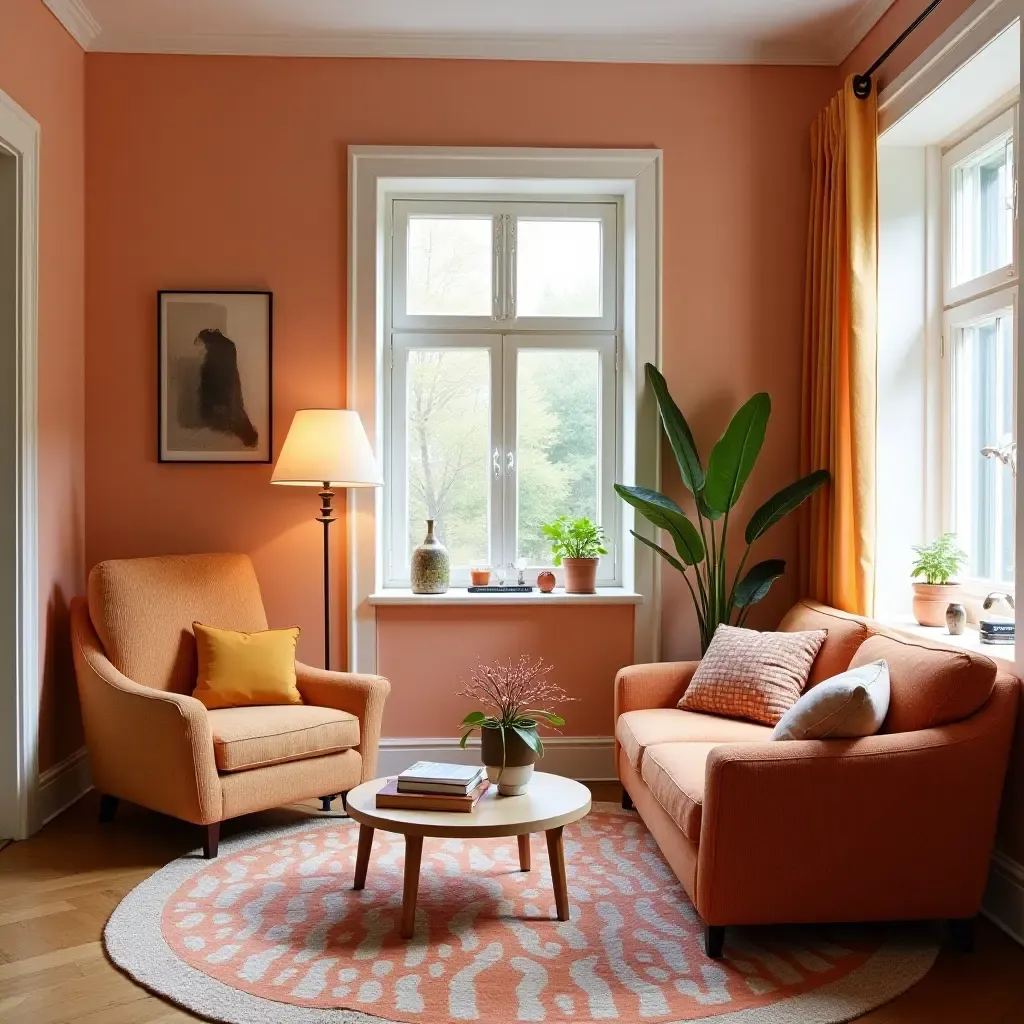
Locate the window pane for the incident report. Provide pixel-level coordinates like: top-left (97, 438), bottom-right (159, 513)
top-left (406, 350), bottom-right (491, 568)
top-left (516, 349), bottom-right (600, 562)
top-left (516, 219), bottom-right (603, 317)
top-left (406, 218), bottom-right (493, 316)
top-left (952, 309), bottom-right (1015, 583)
top-left (951, 134), bottom-right (1014, 288)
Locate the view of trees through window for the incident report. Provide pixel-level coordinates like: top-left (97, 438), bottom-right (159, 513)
top-left (405, 348), bottom-right (600, 568)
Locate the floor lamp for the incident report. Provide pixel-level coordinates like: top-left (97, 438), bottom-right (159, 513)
top-left (271, 409), bottom-right (382, 671)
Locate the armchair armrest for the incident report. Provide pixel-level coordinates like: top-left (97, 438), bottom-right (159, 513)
top-left (296, 663), bottom-right (390, 782)
top-left (695, 678), bottom-right (1020, 925)
top-left (614, 661), bottom-right (700, 717)
top-left (70, 598), bottom-right (221, 824)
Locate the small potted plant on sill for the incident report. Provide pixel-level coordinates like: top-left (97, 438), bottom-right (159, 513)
top-left (540, 515), bottom-right (608, 594)
top-left (458, 657), bottom-right (575, 795)
top-left (910, 532), bottom-right (967, 627)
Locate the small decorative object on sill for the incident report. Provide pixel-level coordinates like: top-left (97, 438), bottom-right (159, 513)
top-left (458, 656), bottom-right (576, 796)
top-left (909, 533), bottom-right (966, 627)
top-left (541, 515), bottom-right (608, 595)
top-left (537, 570), bottom-right (556, 593)
top-left (411, 519), bottom-right (449, 595)
top-left (467, 585), bottom-right (534, 594)
top-left (979, 617), bottom-right (1015, 645)
top-left (945, 603), bottom-right (966, 636)
top-left (470, 568), bottom-right (491, 587)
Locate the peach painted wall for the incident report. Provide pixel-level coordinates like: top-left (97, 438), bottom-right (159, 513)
top-left (84, 55), bottom-right (838, 687)
top-left (377, 606), bottom-right (635, 737)
top-left (0, 0), bottom-right (86, 772)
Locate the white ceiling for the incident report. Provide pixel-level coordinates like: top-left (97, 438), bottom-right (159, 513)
top-left (45, 0), bottom-right (896, 65)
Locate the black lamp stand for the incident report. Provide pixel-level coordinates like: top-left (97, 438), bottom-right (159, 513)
top-left (317, 482), bottom-right (335, 670)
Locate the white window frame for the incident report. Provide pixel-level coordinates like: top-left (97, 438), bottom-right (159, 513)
top-left (940, 103), bottom-right (1020, 594)
top-left (348, 147), bottom-right (662, 676)
top-left (385, 193), bottom-right (621, 589)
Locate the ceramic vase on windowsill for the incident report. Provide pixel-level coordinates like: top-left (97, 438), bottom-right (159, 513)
top-left (411, 519), bottom-right (449, 594)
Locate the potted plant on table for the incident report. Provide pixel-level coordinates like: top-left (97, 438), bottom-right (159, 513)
top-left (910, 533), bottom-right (967, 627)
top-left (458, 657), bottom-right (575, 795)
top-left (540, 516), bottom-right (608, 594)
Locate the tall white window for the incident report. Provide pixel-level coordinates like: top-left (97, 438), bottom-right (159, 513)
top-left (384, 198), bottom-right (620, 587)
top-left (942, 106), bottom-right (1018, 586)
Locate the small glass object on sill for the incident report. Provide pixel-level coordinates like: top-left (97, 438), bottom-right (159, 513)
top-left (410, 519), bottom-right (450, 595)
top-left (945, 603), bottom-right (966, 636)
top-left (470, 567), bottom-right (491, 587)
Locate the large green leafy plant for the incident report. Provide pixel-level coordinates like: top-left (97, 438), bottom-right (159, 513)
top-left (616, 364), bottom-right (830, 652)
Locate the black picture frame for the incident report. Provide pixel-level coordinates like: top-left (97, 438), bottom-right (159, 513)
top-left (157, 290), bottom-right (273, 464)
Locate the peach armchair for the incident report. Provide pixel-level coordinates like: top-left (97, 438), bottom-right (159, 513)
top-left (71, 553), bottom-right (390, 857)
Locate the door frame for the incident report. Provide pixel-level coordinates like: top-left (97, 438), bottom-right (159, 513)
top-left (0, 88), bottom-right (40, 841)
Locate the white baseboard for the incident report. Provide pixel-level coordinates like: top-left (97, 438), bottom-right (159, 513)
top-left (36, 746), bottom-right (92, 829)
top-left (377, 735), bottom-right (615, 781)
top-left (982, 849), bottom-right (1024, 947)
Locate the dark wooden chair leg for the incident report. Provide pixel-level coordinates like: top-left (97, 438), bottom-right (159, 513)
top-left (203, 822), bottom-right (221, 859)
top-left (621, 789), bottom-right (634, 811)
top-left (340, 791), bottom-right (349, 815)
top-left (319, 794), bottom-right (337, 812)
top-left (949, 917), bottom-right (975, 953)
top-left (703, 924), bottom-right (726, 959)
top-left (97, 794), bottom-right (119, 824)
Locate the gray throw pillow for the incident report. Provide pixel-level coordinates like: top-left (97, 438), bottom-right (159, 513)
top-left (772, 659), bottom-right (890, 741)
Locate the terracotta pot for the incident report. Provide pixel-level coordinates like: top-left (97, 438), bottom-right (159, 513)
top-left (912, 582), bottom-right (962, 627)
top-left (562, 557), bottom-right (599, 594)
top-left (480, 723), bottom-right (538, 796)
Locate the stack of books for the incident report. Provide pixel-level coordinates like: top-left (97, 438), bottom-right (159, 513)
top-left (979, 617), bottom-right (1015, 646)
top-left (375, 761), bottom-right (489, 812)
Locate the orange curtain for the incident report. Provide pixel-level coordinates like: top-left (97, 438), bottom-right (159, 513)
top-left (800, 77), bottom-right (878, 616)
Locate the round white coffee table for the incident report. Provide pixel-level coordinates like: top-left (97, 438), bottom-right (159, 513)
top-left (346, 772), bottom-right (592, 938)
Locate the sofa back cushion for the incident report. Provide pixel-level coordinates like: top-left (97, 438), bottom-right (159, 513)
top-left (849, 633), bottom-right (996, 732)
top-left (88, 553), bottom-right (269, 694)
top-left (778, 600), bottom-right (874, 687)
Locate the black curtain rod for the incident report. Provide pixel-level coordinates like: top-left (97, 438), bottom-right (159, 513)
top-left (853, 0), bottom-right (944, 98)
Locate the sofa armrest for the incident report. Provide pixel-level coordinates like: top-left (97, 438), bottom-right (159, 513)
top-left (70, 598), bottom-right (222, 824)
top-left (296, 663), bottom-right (391, 782)
top-left (614, 661), bottom-right (700, 716)
top-left (695, 678), bottom-right (1020, 925)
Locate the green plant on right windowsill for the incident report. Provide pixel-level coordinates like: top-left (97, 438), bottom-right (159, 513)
top-left (910, 533), bottom-right (967, 627)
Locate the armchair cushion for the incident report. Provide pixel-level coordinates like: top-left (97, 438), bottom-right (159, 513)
top-left (616, 709), bottom-right (771, 770)
top-left (208, 705), bottom-right (360, 772)
top-left (640, 742), bottom-right (716, 843)
top-left (850, 633), bottom-right (996, 732)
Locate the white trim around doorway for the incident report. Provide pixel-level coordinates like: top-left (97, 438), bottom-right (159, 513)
top-left (0, 89), bottom-right (40, 842)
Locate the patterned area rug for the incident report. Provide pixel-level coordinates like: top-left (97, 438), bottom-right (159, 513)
top-left (105, 805), bottom-right (938, 1023)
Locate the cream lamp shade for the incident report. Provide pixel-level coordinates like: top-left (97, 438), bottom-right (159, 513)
top-left (271, 409), bottom-right (383, 487)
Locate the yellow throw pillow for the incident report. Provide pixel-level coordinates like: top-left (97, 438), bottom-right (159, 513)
top-left (192, 623), bottom-right (303, 710)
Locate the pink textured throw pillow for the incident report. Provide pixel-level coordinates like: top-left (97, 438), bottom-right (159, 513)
top-left (679, 624), bottom-right (827, 726)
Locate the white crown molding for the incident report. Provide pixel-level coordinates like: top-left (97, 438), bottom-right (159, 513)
top-left (87, 29), bottom-right (834, 65)
top-left (42, 0), bottom-right (101, 50)
top-left (830, 0), bottom-right (899, 65)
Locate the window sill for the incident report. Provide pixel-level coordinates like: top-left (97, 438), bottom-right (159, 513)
top-left (884, 615), bottom-right (1015, 668)
top-left (368, 587), bottom-right (643, 607)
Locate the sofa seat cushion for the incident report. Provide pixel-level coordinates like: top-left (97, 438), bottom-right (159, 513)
top-left (616, 709), bottom-right (771, 770)
top-left (850, 633), bottom-right (996, 733)
top-left (640, 742), bottom-right (716, 843)
top-left (778, 600), bottom-right (875, 688)
top-left (208, 705), bottom-right (360, 772)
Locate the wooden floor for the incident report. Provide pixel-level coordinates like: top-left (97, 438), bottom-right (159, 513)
top-left (1, 786), bottom-right (1024, 1023)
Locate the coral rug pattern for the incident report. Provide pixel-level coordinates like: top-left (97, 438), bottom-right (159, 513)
top-left (106, 807), bottom-right (937, 1024)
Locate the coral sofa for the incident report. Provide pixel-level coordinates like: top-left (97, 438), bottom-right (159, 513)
top-left (71, 553), bottom-right (390, 857)
top-left (615, 600), bottom-right (1019, 957)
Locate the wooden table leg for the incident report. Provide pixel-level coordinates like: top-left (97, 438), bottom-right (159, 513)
top-left (545, 826), bottom-right (569, 921)
top-left (401, 835), bottom-right (423, 939)
top-left (353, 824), bottom-right (374, 890)
top-left (517, 833), bottom-right (531, 871)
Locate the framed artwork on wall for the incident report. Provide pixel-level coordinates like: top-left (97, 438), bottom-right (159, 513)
top-left (158, 290), bottom-right (273, 463)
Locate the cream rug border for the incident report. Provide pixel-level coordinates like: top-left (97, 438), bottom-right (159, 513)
top-left (104, 806), bottom-right (939, 1024)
